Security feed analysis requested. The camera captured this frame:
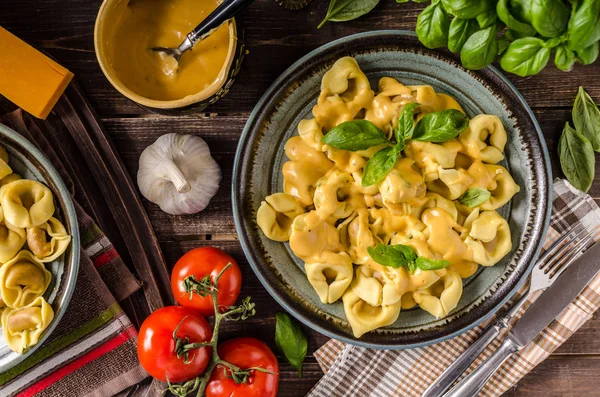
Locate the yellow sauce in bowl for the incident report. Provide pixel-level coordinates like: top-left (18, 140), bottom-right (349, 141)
top-left (94, 0), bottom-right (239, 109)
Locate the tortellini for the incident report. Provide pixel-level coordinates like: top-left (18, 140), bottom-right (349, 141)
top-left (257, 57), bottom-right (519, 337)
top-left (257, 193), bottom-right (304, 242)
top-left (0, 250), bottom-right (52, 308)
top-left (305, 251), bottom-right (353, 304)
top-left (413, 269), bottom-right (463, 318)
top-left (0, 179), bottom-right (55, 228)
top-left (2, 296), bottom-right (54, 354)
top-left (0, 207), bottom-right (26, 263)
top-left (27, 217), bottom-right (72, 262)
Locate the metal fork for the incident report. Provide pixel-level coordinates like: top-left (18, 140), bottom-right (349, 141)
top-left (423, 223), bottom-right (598, 397)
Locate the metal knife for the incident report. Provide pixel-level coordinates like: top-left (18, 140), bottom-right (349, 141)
top-left (443, 240), bottom-right (600, 397)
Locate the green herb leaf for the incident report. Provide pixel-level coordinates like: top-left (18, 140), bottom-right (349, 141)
top-left (416, 2), bottom-right (451, 49)
top-left (576, 41), bottom-right (600, 65)
top-left (275, 312), bottom-right (308, 377)
top-left (448, 18), bottom-right (480, 53)
top-left (554, 44), bottom-right (576, 72)
top-left (500, 37), bottom-right (551, 77)
top-left (415, 257), bottom-right (451, 271)
top-left (530, 0), bottom-right (569, 38)
top-left (460, 25), bottom-right (498, 70)
top-left (318, 0), bottom-right (380, 28)
top-left (511, 0), bottom-right (533, 23)
top-left (441, 0), bottom-right (490, 19)
top-left (321, 120), bottom-right (390, 151)
top-left (458, 188), bottom-right (491, 207)
top-left (361, 146), bottom-right (400, 186)
top-left (573, 86), bottom-right (600, 152)
top-left (395, 102), bottom-right (420, 145)
top-left (567, 0), bottom-right (600, 50)
top-left (367, 244), bottom-right (417, 269)
top-left (496, 0), bottom-right (537, 35)
top-left (558, 122), bottom-right (595, 192)
top-left (497, 36), bottom-right (510, 55)
top-left (476, 9), bottom-right (497, 29)
top-left (412, 109), bottom-right (469, 142)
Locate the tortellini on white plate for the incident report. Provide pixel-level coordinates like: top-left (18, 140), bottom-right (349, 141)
top-left (0, 179), bottom-right (55, 228)
top-left (256, 57), bottom-right (519, 337)
top-left (2, 296), bottom-right (54, 354)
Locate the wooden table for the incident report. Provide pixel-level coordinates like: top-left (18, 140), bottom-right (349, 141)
top-left (2, 1), bottom-right (600, 395)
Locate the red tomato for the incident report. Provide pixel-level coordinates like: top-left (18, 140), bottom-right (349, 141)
top-left (206, 337), bottom-right (279, 397)
top-left (171, 247), bottom-right (242, 316)
top-left (137, 306), bottom-right (212, 382)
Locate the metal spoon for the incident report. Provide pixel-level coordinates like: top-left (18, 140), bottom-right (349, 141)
top-left (152, 0), bottom-right (255, 65)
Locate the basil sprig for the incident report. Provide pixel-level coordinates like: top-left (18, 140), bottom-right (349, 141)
top-left (559, 122), bottom-right (595, 193)
top-left (321, 104), bottom-right (469, 186)
top-left (368, 243), bottom-right (450, 273)
top-left (275, 312), bottom-right (308, 377)
top-left (458, 188), bottom-right (491, 208)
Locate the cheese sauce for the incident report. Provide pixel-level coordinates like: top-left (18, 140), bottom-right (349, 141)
top-left (106, 0), bottom-right (231, 101)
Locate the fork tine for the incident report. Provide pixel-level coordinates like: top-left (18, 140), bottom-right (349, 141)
top-left (548, 232), bottom-right (598, 280)
top-left (537, 223), bottom-right (587, 269)
top-left (546, 229), bottom-right (599, 278)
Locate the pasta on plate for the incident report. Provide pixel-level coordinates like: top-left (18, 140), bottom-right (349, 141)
top-left (0, 145), bottom-right (71, 353)
top-left (257, 57), bottom-right (520, 337)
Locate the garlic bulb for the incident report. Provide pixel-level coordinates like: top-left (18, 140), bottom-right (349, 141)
top-left (137, 134), bottom-right (221, 215)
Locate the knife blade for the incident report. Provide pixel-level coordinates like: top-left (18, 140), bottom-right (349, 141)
top-left (509, 239), bottom-right (600, 347)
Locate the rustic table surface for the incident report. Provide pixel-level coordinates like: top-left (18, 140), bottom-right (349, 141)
top-left (2, 0), bottom-right (600, 396)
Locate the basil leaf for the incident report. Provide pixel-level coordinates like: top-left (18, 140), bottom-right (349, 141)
top-left (510, 0), bottom-right (533, 24)
top-left (500, 37), bottom-right (551, 76)
top-left (498, 36), bottom-right (510, 55)
top-left (412, 109), bottom-right (469, 142)
top-left (415, 257), bottom-right (451, 271)
top-left (568, 0), bottom-right (600, 50)
top-left (441, 0), bottom-right (490, 19)
top-left (504, 28), bottom-right (530, 41)
top-left (318, 0), bottom-right (379, 28)
top-left (458, 188), bottom-right (491, 207)
top-left (460, 26), bottom-right (498, 70)
top-left (448, 18), bottom-right (480, 53)
top-left (576, 41), bottom-right (600, 65)
top-left (395, 102), bottom-right (420, 144)
top-left (367, 244), bottom-right (416, 269)
top-left (558, 122), bottom-right (595, 192)
top-left (275, 312), bottom-right (308, 377)
top-left (496, 0), bottom-right (537, 35)
top-left (530, 0), bottom-right (569, 38)
top-left (416, 2), bottom-right (450, 49)
top-left (476, 9), bottom-right (497, 28)
top-left (554, 44), bottom-right (576, 72)
top-left (573, 86), bottom-right (600, 152)
top-left (321, 120), bottom-right (390, 151)
top-left (361, 146), bottom-right (400, 186)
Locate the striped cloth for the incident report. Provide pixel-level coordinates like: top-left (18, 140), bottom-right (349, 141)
top-left (0, 112), bottom-right (148, 396)
top-left (309, 179), bottom-right (600, 397)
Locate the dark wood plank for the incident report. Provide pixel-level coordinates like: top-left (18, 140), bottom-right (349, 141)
top-left (1, 0), bottom-right (599, 118)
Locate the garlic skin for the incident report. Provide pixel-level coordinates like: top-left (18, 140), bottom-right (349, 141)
top-left (137, 134), bottom-right (221, 215)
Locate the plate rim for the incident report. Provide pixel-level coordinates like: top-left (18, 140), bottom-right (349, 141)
top-left (232, 30), bottom-right (552, 349)
top-left (0, 122), bottom-right (80, 370)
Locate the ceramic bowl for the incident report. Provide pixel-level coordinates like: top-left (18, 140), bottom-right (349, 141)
top-left (233, 31), bottom-right (551, 349)
top-left (0, 123), bottom-right (79, 371)
top-left (94, 0), bottom-right (244, 113)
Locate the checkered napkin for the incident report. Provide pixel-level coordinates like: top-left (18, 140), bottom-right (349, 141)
top-left (0, 111), bottom-right (147, 397)
top-left (309, 179), bottom-right (600, 397)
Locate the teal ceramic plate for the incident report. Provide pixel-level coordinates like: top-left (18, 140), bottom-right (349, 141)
top-left (0, 123), bottom-right (80, 371)
top-left (233, 31), bottom-right (551, 348)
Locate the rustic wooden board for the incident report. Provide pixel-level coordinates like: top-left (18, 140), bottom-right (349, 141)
top-left (3, 0), bottom-right (600, 395)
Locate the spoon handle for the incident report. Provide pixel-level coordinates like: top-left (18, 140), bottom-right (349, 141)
top-left (188, 0), bottom-right (255, 44)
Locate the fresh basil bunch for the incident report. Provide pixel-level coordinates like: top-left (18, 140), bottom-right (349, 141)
top-left (399, 0), bottom-right (600, 76)
top-left (367, 243), bottom-right (450, 272)
top-left (559, 87), bottom-right (600, 193)
top-left (321, 104), bottom-right (469, 186)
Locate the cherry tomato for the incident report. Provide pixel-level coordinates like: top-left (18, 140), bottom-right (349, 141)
top-left (171, 247), bottom-right (242, 316)
top-left (137, 306), bottom-right (212, 382)
top-left (206, 337), bottom-right (279, 397)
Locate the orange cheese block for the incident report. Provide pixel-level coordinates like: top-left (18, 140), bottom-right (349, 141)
top-left (0, 26), bottom-right (73, 119)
